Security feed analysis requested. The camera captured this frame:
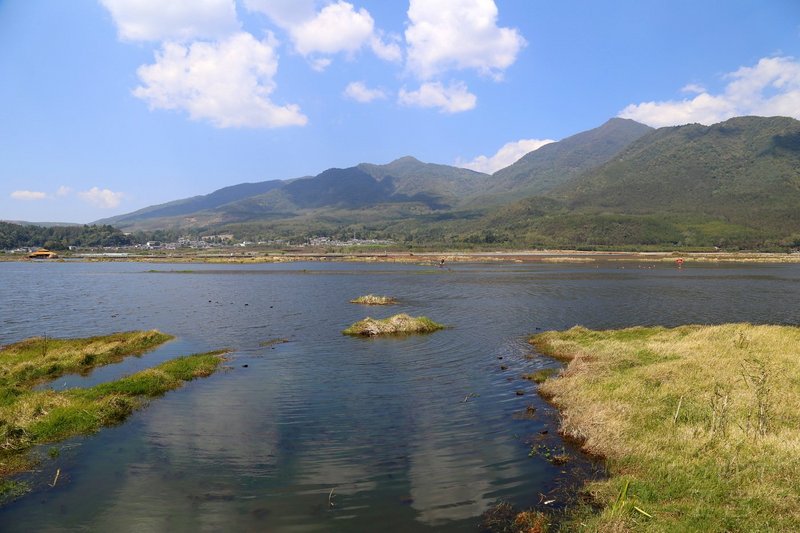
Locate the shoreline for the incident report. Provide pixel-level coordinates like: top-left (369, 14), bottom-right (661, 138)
top-left (4, 249), bottom-right (800, 264)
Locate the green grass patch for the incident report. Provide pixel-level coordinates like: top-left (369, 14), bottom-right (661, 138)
top-left (530, 323), bottom-right (800, 531)
top-left (0, 330), bottom-right (174, 391)
top-left (0, 332), bottom-right (227, 491)
top-left (343, 314), bottom-right (445, 336)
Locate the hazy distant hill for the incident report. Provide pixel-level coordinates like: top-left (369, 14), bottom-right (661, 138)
top-left (97, 179), bottom-right (288, 226)
top-left (99, 157), bottom-right (491, 230)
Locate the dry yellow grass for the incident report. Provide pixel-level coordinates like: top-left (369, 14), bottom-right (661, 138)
top-left (342, 313), bottom-right (444, 336)
top-left (531, 323), bottom-right (800, 531)
top-left (349, 294), bottom-right (397, 305)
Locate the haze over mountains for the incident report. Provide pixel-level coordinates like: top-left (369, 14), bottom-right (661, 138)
top-left (96, 115), bottom-right (800, 249)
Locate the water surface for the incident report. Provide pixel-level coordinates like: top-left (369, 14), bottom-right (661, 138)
top-left (2, 260), bottom-right (799, 531)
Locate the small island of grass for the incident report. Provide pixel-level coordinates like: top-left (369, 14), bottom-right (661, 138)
top-left (0, 331), bottom-right (228, 503)
top-left (343, 313), bottom-right (444, 336)
top-left (530, 323), bottom-right (800, 532)
top-left (349, 294), bottom-right (397, 305)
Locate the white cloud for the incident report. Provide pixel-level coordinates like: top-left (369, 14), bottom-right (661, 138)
top-left (681, 83), bottom-right (706, 94)
top-left (405, 0), bottom-right (526, 80)
top-left (458, 138), bottom-right (556, 174)
top-left (56, 186), bottom-right (72, 197)
top-left (245, 0), bottom-right (398, 67)
top-left (99, 0), bottom-right (239, 42)
top-left (291, 2), bottom-right (374, 57)
top-left (398, 81), bottom-right (477, 113)
top-left (620, 56), bottom-right (800, 127)
top-left (370, 33), bottom-right (402, 63)
top-left (133, 32), bottom-right (307, 128)
top-left (344, 81), bottom-right (386, 103)
top-left (78, 187), bottom-right (124, 209)
top-left (10, 190), bottom-right (47, 201)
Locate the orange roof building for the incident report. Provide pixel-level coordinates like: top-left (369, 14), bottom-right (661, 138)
top-left (28, 248), bottom-right (58, 259)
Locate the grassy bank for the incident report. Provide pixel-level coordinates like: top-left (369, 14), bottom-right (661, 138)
top-left (343, 314), bottom-right (444, 336)
top-left (530, 323), bottom-right (800, 531)
top-left (0, 331), bottom-right (228, 499)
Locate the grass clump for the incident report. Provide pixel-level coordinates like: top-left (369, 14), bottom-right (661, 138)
top-left (530, 323), bottom-right (800, 531)
top-left (349, 294), bottom-right (397, 305)
top-left (343, 313), bottom-right (444, 336)
top-left (0, 331), bottom-right (227, 486)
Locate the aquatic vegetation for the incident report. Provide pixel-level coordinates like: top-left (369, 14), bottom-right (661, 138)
top-left (480, 501), bottom-right (550, 532)
top-left (259, 338), bottom-right (290, 347)
top-left (0, 331), bottom-right (227, 487)
top-left (530, 323), bottom-right (800, 531)
top-left (342, 314), bottom-right (444, 336)
top-left (0, 479), bottom-right (29, 506)
top-left (349, 294), bottom-right (397, 305)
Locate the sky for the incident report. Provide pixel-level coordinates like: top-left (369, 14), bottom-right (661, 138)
top-left (1, 0), bottom-right (799, 223)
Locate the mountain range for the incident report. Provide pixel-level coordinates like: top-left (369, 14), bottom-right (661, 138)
top-left (96, 115), bottom-right (800, 249)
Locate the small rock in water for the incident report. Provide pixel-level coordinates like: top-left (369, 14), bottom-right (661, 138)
top-left (500, 365), bottom-right (508, 370)
top-left (242, 364), bottom-right (249, 368)
top-left (515, 390), bottom-right (525, 396)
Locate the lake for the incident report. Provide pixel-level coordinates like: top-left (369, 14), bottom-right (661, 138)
top-left (2, 260), bottom-right (799, 531)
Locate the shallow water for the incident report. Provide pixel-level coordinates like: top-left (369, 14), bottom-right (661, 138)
top-left (2, 260), bottom-right (799, 531)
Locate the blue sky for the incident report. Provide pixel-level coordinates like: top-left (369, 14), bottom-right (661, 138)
top-left (1, 0), bottom-right (799, 223)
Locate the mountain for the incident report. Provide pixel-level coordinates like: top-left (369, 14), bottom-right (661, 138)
top-left (99, 157), bottom-right (491, 231)
top-left (94, 115), bottom-right (800, 250)
top-left (483, 118), bottom-right (653, 199)
top-left (478, 116), bottom-right (800, 248)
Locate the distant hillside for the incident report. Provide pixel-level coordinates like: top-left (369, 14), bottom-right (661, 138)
top-left (483, 118), bottom-right (653, 199)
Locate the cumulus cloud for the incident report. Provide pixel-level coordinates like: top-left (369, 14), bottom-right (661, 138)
top-left (681, 83), bottom-right (706, 94)
top-left (99, 0), bottom-right (239, 42)
top-left (343, 81), bottom-right (386, 103)
top-left (291, 2), bottom-right (374, 57)
top-left (133, 32), bottom-right (307, 128)
top-left (10, 190), bottom-right (47, 201)
top-left (245, 0), bottom-right (398, 67)
top-left (620, 56), bottom-right (800, 127)
top-left (458, 138), bottom-right (555, 174)
top-left (78, 187), bottom-right (124, 209)
top-left (405, 0), bottom-right (526, 80)
top-left (56, 186), bottom-right (72, 197)
top-left (399, 81), bottom-right (477, 113)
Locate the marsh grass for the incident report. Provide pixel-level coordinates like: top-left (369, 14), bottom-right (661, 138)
top-left (530, 323), bottom-right (800, 531)
top-left (0, 331), bottom-right (227, 490)
top-left (342, 314), bottom-right (444, 336)
top-left (349, 294), bottom-right (397, 305)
